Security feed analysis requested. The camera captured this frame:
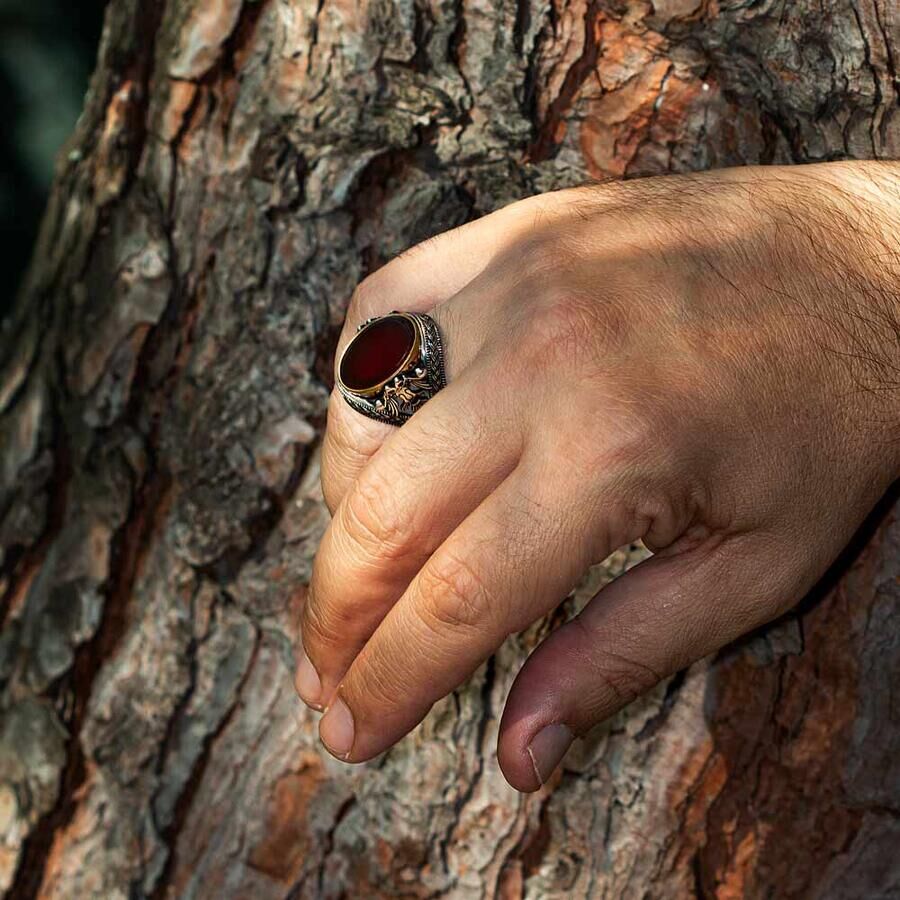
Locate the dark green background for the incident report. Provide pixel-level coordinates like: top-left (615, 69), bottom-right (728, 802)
top-left (1, 0), bottom-right (106, 317)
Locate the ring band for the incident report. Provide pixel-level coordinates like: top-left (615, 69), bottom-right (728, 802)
top-left (336, 311), bottom-right (447, 426)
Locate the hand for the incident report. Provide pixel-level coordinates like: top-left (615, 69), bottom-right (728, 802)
top-left (295, 162), bottom-right (900, 791)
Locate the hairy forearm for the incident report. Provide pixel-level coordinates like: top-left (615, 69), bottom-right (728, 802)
top-left (842, 161), bottom-right (900, 477)
top-left (804, 160), bottom-right (900, 479)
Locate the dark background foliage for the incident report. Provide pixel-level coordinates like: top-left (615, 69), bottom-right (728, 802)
top-left (1, 0), bottom-right (106, 318)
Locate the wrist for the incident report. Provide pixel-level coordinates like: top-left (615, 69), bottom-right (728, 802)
top-left (807, 161), bottom-right (900, 482)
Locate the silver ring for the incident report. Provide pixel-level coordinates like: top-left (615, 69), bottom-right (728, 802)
top-left (336, 311), bottom-right (447, 426)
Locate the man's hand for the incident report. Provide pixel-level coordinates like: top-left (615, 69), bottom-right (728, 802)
top-left (294, 162), bottom-right (900, 791)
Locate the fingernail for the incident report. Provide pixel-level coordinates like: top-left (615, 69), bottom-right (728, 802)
top-left (526, 724), bottom-right (574, 787)
top-left (320, 696), bottom-right (355, 759)
top-left (295, 649), bottom-right (323, 710)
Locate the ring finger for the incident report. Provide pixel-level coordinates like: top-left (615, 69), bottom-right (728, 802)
top-left (320, 186), bottom-right (603, 512)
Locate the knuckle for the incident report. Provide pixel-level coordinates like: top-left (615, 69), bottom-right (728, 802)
top-left (416, 551), bottom-right (494, 634)
top-left (561, 386), bottom-right (674, 480)
top-left (574, 621), bottom-right (662, 706)
top-left (303, 574), bottom-right (377, 659)
top-left (522, 286), bottom-right (613, 372)
top-left (340, 472), bottom-right (409, 560)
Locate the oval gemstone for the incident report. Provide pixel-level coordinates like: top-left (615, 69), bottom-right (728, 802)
top-left (340, 314), bottom-right (416, 392)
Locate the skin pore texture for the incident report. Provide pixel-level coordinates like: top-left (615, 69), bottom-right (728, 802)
top-left (294, 161), bottom-right (900, 792)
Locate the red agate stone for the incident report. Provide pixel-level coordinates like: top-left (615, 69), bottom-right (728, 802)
top-left (340, 314), bottom-right (416, 392)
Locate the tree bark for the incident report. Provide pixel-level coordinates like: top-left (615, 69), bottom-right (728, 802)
top-left (1, 0), bottom-right (898, 896)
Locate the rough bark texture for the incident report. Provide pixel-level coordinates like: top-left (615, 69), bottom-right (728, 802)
top-left (1, 0), bottom-right (898, 897)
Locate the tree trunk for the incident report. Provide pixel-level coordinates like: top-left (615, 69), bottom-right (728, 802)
top-left (1, 0), bottom-right (898, 896)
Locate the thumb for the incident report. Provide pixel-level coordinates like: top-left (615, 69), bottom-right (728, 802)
top-left (497, 535), bottom-right (798, 792)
